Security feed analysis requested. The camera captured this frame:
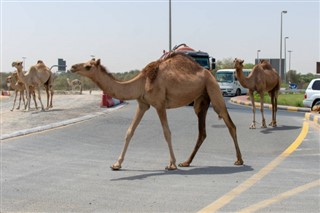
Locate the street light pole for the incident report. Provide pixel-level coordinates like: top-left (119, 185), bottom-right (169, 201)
top-left (22, 57), bottom-right (26, 71)
top-left (257, 50), bottom-right (261, 64)
top-left (279, 10), bottom-right (287, 82)
top-left (169, 0), bottom-right (172, 51)
top-left (288, 50), bottom-right (293, 71)
top-left (284, 36), bottom-right (289, 82)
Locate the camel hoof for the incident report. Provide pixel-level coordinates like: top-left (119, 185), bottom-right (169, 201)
top-left (269, 122), bottom-right (277, 127)
top-left (165, 164), bottom-right (178, 170)
top-left (249, 125), bottom-right (256, 129)
top-left (234, 159), bottom-right (244, 165)
top-left (178, 162), bottom-right (190, 167)
top-left (261, 125), bottom-right (267, 128)
top-left (110, 165), bottom-right (121, 171)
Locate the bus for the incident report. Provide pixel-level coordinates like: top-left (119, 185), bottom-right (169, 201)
top-left (216, 69), bottom-right (251, 96)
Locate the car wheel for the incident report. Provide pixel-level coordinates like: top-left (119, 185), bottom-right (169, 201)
top-left (313, 100), bottom-right (320, 107)
top-left (235, 89), bottom-right (241, 96)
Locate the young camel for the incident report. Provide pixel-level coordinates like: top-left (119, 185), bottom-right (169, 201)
top-left (6, 73), bottom-right (38, 111)
top-left (67, 78), bottom-right (82, 94)
top-left (12, 61), bottom-right (54, 111)
top-left (71, 53), bottom-right (244, 170)
top-left (234, 58), bottom-right (280, 129)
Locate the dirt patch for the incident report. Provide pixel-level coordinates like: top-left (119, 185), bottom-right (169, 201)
top-left (1, 91), bottom-right (109, 136)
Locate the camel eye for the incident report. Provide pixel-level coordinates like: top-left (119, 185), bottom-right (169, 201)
top-left (85, 65), bottom-right (91, 70)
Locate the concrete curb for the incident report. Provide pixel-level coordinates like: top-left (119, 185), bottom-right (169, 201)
top-left (230, 97), bottom-right (320, 127)
top-left (1, 102), bottom-right (127, 140)
top-left (304, 112), bottom-right (320, 126)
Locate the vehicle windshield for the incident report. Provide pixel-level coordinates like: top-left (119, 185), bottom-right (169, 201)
top-left (193, 57), bottom-right (210, 69)
top-left (216, 72), bottom-right (234, 83)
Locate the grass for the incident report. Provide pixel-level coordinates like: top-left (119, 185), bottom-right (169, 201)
top-left (252, 92), bottom-right (305, 107)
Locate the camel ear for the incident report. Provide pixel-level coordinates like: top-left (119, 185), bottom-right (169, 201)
top-left (96, 59), bottom-right (101, 66)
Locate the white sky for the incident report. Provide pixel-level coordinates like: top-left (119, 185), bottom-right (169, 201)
top-left (1, 0), bottom-right (319, 74)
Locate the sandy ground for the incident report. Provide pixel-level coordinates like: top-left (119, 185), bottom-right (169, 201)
top-left (0, 90), bottom-right (113, 137)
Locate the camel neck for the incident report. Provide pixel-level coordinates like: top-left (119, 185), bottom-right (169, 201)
top-left (235, 67), bottom-right (249, 89)
top-left (93, 70), bottom-right (144, 100)
top-left (15, 68), bottom-right (27, 83)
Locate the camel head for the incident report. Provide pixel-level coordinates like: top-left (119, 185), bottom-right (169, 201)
top-left (6, 75), bottom-right (12, 88)
top-left (12, 61), bottom-right (23, 70)
top-left (70, 58), bottom-right (101, 79)
top-left (233, 58), bottom-right (244, 69)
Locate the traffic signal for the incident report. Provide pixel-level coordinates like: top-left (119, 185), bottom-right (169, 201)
top-left (211, 58), bottom-right (216, 70)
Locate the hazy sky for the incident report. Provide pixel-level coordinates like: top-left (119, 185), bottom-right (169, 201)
top-left (1, 0), bottom-right (319, 74)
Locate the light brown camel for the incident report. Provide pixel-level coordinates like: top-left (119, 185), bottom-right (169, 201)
top-left (12, 60), bottom-right (54, 111)
top-left (234, 58), bottom-right (280, 129)
top-left (70, 53), bottom-right (243, 170)
top-left (6, 73), bottom-right (38, 111)
top-left (67, 78), bottom-right (82, 94)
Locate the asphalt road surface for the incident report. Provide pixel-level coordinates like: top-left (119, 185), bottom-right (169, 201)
top-left (1, 96), bottom-right (319, 212)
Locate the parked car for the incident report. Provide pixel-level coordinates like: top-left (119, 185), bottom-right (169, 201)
top-left (303, 78), bottom-right (320, 108)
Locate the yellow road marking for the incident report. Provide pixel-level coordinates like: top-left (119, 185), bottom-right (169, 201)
top-left (198, 121), bottom-right (309, 213)
top-left (239, 179), bottom-right (320, 213)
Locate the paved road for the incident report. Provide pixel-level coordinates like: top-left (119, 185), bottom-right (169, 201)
top-left (1, 98), bottom-right (319, 212)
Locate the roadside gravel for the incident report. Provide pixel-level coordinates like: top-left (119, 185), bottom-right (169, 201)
top-left (0, 90), bottom-right (125, 139)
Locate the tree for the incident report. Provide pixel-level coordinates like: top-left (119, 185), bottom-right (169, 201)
top-left (286, 70), bottom-right (300, 83)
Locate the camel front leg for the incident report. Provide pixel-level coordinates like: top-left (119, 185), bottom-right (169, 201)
top-left (179, 96), bottom-right (209, 167)
top-left (24, 87), bottom-right (31, 111)
top-left (11, 91), bottom-right (18, 111)
top-left (19, 90), bottom-right (26, 110)
top-left (156, 107), bottom-right (177, 170)
top-left (36, 87), bottom-right (45, 111)
top-left (249, 90), bottom-right (256, 129)
top-left (260, 93), bottom-right (267, 128)
top-left (111, 102), bottom-right (150, 170)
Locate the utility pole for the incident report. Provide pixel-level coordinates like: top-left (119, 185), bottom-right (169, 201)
top-left (169, 0), bottom-right (172, 51)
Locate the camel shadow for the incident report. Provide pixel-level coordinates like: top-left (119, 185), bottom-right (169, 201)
top-left (31, 108), bottom-right (64, 114)
top-left (260, 125), bottom-right (301, 134)
top-left (110, 165), bottom-right (253, 181)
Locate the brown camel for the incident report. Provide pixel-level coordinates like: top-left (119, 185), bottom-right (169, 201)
top-left (67, 78), bottom-right (82, 94)
top-left (70, 53), bottom-right (243, 170)
top-left (12, 60), bottom-right (54, 111)
top-left (6, 73), bottom-right (38, 111)
top-left (234, 58), bottom-right (280, 129)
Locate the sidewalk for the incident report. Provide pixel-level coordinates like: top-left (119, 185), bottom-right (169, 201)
top-left (230, 95), bottom-right (320, 127)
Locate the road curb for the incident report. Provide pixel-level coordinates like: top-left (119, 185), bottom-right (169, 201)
top-left (0, 102), bottom-right (127, 140)
top-left (305, 112), bottom-right (320, 126)
top-left (230, 97), bottom-right (311, 112)
top-left (230, 97), bottom-right (320, 127)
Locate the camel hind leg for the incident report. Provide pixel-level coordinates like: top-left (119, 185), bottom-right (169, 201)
top-left (268, 90), bottom-right (277, 127)
top-left (179, 94), bottom-right (210, 167)
top-left (206, 82), bottom-right (243, 165)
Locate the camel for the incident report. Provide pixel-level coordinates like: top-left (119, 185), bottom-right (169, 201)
top-left (6, 73), bottom-right (38, 111)
top-left (70, 53), bottom-right (243, 170)
top-left (67, 78), bottom-right (82, 94)
top-left (12, 60), bottom-right (54, 111)
top-left (234, 58), bottom-right (280, 129)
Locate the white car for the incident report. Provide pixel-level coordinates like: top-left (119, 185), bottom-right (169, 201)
top-left (303, 78), bottom-right (320, 108)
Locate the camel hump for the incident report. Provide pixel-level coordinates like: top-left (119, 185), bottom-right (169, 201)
top-left (142, 60), bottom-right (161, 83)
top-left (260, 60), bottom-right (273, 70)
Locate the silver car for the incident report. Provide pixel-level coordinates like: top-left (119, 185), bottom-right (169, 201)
top-left (303, 78), bottom-right (320, 108)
